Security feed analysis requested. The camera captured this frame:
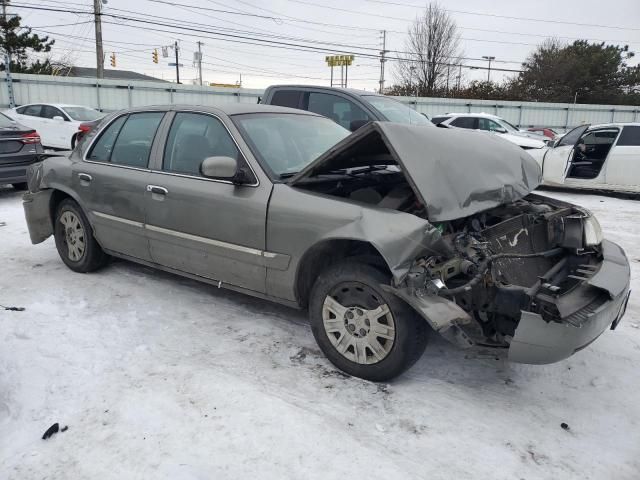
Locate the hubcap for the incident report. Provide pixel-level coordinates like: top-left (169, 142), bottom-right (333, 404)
top-left (59, 210), bottom-right (85, 262)
top-left (322, 282), bottom-right (396, 365)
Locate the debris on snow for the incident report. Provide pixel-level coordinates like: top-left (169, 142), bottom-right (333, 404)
top-left (42, 423), bottom-right (59, 440)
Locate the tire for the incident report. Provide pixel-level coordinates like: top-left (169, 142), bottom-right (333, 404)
top-left (54, 198), bottom-right (108, 272)
top-left (11, 182), bottom-right (28, 191)
top-left (71, 134), bottom-right (77, 150)
top-left (309, 261), bottom-right (428, 382)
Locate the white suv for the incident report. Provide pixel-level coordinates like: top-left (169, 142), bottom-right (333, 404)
top-left (431, 113), bottom-right (546, 150)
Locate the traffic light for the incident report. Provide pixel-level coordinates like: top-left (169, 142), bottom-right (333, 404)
top-left (152, 49), bottom-right (158, 64)
top-left (110, 52), bottom-right (116, 68)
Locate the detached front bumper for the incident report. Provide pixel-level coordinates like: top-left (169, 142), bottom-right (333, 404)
top-left (509, 240), bottom-right (631, 364)
top-left (23, 189), bottom-right (54, 244)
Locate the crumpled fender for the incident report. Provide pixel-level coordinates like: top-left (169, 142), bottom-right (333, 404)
top-left (315, 207), bottom-right (452, 285)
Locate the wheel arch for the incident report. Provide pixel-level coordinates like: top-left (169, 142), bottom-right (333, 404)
top-left (294, 238), bottom-right (391, 308)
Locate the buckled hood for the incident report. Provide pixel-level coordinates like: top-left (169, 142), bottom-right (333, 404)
top-left (290, 121), bottom-right (542, 221)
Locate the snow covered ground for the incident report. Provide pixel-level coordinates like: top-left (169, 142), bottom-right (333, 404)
top-left (1, 185), bottom-right (639, 480)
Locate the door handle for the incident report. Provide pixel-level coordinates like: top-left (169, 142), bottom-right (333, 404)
top-left (146, 184), bottom-right (168, 195)
top-left (78, 173), bottom-right (92, 185)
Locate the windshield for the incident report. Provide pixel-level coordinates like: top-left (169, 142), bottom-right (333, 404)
top-left (363, 96), bottom-right (432, 126)
top-left (233, 113), bottom-right (351, 178)
top-left (62, 106), bottom-right (103, 121)
top-left (0, 112), bottom-right (15, 127)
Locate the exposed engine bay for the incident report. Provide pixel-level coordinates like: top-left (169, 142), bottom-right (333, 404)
top-left (295, 166), bottom-right (606, 349)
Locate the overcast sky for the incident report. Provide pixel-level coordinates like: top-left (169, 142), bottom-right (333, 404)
top-left (12, 0), bottom-right (640, 90)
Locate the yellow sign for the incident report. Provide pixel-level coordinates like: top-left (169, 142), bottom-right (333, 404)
top-left (325, 55), bottom-right (355, 67)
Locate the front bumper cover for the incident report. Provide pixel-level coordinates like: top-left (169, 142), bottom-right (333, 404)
top-left (508, 239), bottom-right (631, 364)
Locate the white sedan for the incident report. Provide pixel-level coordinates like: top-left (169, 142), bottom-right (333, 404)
top-left (430, 113), bottom-right (547, 150)
top-left (4, 103), bottom-right (103, 149)
top-left (541, 122), bottom-right (640, 194)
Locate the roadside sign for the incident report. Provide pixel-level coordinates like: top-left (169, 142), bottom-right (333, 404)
top-left (168, 63), bottom-right (184, 67)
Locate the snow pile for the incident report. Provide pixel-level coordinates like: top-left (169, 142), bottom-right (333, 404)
top-left (1, 186), bottom-right (639, 479)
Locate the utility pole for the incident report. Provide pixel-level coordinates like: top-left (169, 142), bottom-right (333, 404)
top-left (196, 41), bottom-right (203, 86)
top-left (482, 55), bottom-right (495, 82)
top-left (174, 40), bottom-right (180, 84)
top-left (93, 0), bottom-right (104, 78)
top-left (2, 0), bottom-right (15, 107)
top-left (378, 30), bottom-right (387, 94)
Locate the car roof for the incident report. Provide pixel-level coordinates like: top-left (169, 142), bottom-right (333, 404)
top-left (589, 122), bottom-right (640, 129)
top-left (121, 103), bottom-right (321, 117)
top-left (444, 112), bottom-right (502, 119)
top-left (266, 84), bottom-right (381, 98)
top-left (18, 103), bottom-right (94, 109)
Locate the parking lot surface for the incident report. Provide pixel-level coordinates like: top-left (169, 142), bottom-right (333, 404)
top-left (1, 186), bottom-right (639, 480)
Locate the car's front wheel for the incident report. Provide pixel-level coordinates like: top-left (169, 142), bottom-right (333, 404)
top-left (54, 198), bottom-right (108, 272)
top-left (309, 261), bottom-right (428, 382)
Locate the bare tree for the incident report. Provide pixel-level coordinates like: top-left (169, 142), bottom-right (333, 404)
top-left (394, 2), bottom-right (462, 96)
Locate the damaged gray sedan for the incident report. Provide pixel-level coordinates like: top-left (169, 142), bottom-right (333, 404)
top-left (22, 105), bottom-right (631, 381)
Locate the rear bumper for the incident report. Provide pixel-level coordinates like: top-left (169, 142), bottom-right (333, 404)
top-left (23, 189), bottom-right (54, 244)
top-left (508, 240), bottom-right (631, 364)
top-left (0, 155), bottom-right (40, 184)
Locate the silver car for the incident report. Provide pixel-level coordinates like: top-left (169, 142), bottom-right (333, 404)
top-left (22, 105), bottom-right (631, 381)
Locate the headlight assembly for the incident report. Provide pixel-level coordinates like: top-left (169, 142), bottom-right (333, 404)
top-left (583, 214), bottom-right (603, 247)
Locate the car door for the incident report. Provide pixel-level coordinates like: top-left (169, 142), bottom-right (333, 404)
top-left (74, 111), bottom-right (166, 261)
top-left (40, 105), bottom-right (69, 149)
top-left (144, 110), bottom-right (271, 293)
top-left (542, 124), bottom-right (589, 185)
top-left (604, 125), bottom-right (640, 189)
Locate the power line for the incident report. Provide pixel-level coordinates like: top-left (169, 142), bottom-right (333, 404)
top-left (364, 0), bottom-right (640, 32)
top-left (14, 3), bottom-right (525, 75)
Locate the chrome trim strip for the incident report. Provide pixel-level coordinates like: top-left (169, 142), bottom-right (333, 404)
top-left (92, 211), bottom-right (145, 228)
top-left (145, 223), bottom-right (263, 256)
top-left (90, 212), bottom-right (290, 269)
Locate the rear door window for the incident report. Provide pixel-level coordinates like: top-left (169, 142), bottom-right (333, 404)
top-left (305, 92), bottom-right (369, 130)
top-left (269, 90), bottom-right (301, 109)
top-left (111, 112), bottom-right (165, 168)
top-left (617, 126), bottom-right (640, 146)
top-left (20, 105), bottom-right (43, 117)
top-left (163, 112), bottom-right (240, 176)
top-left (450, 117), bottom-right (477, 129)
top-left (87, 116), bottom-right (127, 162)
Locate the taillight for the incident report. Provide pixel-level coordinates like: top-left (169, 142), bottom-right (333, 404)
top-left (21, 131), bottom-right (41, 144)
top-left (78, 123), bottom-right (92, 133)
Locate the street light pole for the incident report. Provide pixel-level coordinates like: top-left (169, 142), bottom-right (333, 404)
top-left (482, 56), bottom-right (495, 82)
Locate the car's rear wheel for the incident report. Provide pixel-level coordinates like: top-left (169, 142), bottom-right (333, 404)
top-left (11, 182), bottom-right (28, 190)
top-left (54, 198), bottom-right (108, 272)
top-left (309, 261), bottom-right (428, 381)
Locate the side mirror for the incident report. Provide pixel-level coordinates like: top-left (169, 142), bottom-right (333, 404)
top-left (52, 115), bottom-right (65, 122)
top-left (200, 156), bottom-right (238, 179)
top-left (495, 127), bottom-right (507, 134)
top-left (349, 119), bottom-right (369, 132)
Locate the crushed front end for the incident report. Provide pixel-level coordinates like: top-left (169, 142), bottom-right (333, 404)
top-left (400, 194), bottom-right (631, 364)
